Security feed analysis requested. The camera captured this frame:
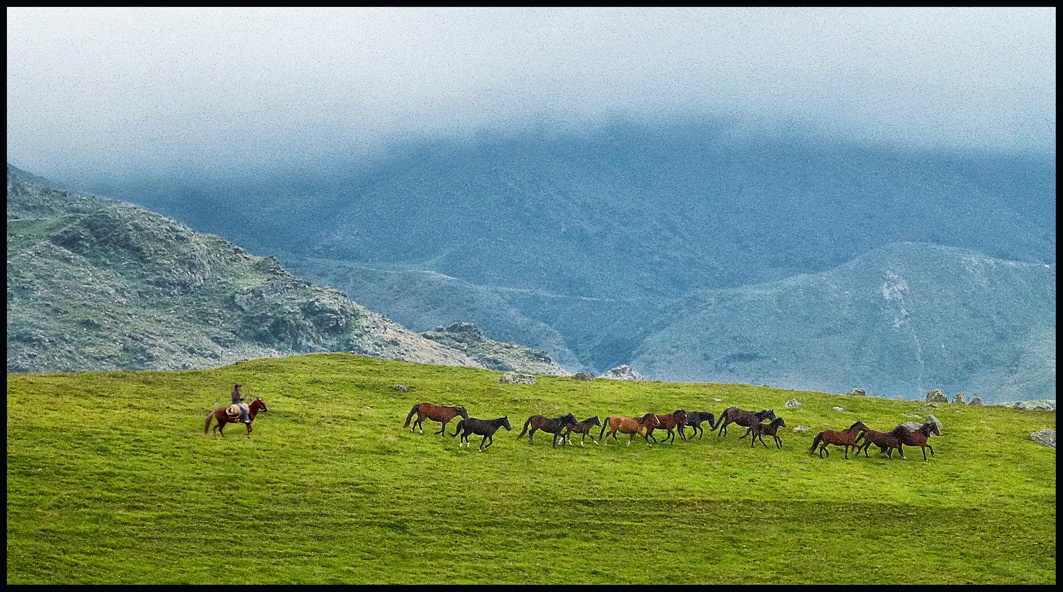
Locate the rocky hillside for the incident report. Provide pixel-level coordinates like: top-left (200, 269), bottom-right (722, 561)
top-left (421, 322), bottom-right (566, 376)
top-left (6, 165), bottom-right (563, 375)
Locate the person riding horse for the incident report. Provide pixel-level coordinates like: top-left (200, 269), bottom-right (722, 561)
top-left (232, 384), bottom-right (250, 424)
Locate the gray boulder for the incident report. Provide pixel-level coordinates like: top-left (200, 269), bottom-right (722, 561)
top-left (847, 388), bottom-right (867, 397)
top-left (784, 399), bottom-right (802, 408)
top-left (969, 396), bottom-right (983, 406)
top-left (573, 371), bottom-right (596, 381)
top-left (600, 365), bottom-right (643, 381)
top-left (952, 392), bottom-right (967, 405)
top-left (926, 389), bottom-right (948, 403)
top-left (1030, 429), bottom-right (1056, 448)
top-left (499, 371), bottom-right (537, 385)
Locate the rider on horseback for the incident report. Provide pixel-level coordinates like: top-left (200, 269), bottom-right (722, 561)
top-left (232, 384), bottom-right (250, 424)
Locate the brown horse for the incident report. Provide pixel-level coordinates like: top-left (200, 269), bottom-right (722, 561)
top-left (561, 416), bottom-right (603, 446)
top-left (645, 409), bottom-right (688, 444)
top-left (890, 422), bottom-right (941, 461)
top-left (740, 416), bottom-right (786, 448)
top-left (679, 410), bottom-right (716, 439)
top-left (716, 408), bottom-right (776, 440)
top-left (403, 402), bottom-right (469, 436)
top-left (855, 427), bottom-right (905, 459)
top-left (599, 413), bottom-right (660, 448)
top-left (809, 421), bottom-right (869, 459)
top-left (517, 413), bottom-right (577, 447)
top-left (204, 397), bottom-right (268, 438)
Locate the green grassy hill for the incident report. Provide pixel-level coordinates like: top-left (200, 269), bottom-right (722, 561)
top-left (7, 354), bottom-right (1055, 584)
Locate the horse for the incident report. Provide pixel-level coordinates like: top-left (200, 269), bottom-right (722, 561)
top-left (809, 421), bottom-right (869, 459)
top-left (679, 410), bottom-right (716, 440)
top-left (204, 397), bottom-right (268, 438)
top-left (561, 416), bottom-right (603, 446)
top-left (599, 413), bottom-right (660, 448)
top-left (889, 422), bottom-right (941, 461)
top-left (645, 409), bottom-right (688, 444)
top-left (855, 427), bottom-right (905, 459)
top-left (452, 416), bottom-right (512, 451)
top-left (517, 413), bottom-right (577, 447)
top-left (740, 416), bottom-right (786, 448)
top-left (715, 408), bottom-right (776, 440)
top-left (403, 402), bottom-right (469, 436)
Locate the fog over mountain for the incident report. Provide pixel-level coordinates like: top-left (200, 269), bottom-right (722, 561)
top-left (7, 8), bottom-right (1055, 402)
top-left (64, 121), bottom-right (1056, 403)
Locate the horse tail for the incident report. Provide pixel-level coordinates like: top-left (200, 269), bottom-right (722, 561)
top-left (517, 416), bottom-right (532, 438)
top-left (715, 409), bottom-right (729, 432)
top-left (810, 432), bottom-right (823, 453)
top-left (599, 417), bottom-right (610, 440)
top-left (451, 418), bottom-right (464, 437)
top-left (204, 410), bottom-right (214, 434)
top-left (403, 403), bottom-right (420, 428)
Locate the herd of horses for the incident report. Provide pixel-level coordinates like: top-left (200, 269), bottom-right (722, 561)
top-left (401, 402), bottom-right (942, 459)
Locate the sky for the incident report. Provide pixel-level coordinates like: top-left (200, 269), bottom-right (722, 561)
top-left (6, 7), bottom-right (1057, 182)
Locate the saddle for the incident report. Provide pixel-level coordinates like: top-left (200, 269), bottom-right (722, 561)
top-left (226, 404), bottom-right (246, 419)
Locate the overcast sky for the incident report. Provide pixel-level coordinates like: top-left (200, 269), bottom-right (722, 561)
top-left (6, 7), bottom-right (1056, 181)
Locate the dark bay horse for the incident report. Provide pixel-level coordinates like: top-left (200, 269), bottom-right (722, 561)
top-left (740, 416), bottom-right (786, 448)
top-left (716, 408), bottom-right (775, 440)
top-left (855, 427), bottom-right (905, 459)
top-left (204, 397), bottom-right (268, 438)
top-left (890, 422), bottom-right (941, 461)
top-left (645, 410), bottom-right (688, 444)
top-left (517, 413), bottom-right (577, 447)
top-left (452, 416), bottom-right (512, 451)
top-left (809, 421), bottom-right (869, 459)
top-left (562, 416), bottom-right (603, 446)
top-left (599, 413), bottom-right (660, 448)
top-left (679, 410), bottom-right (716, 440)
top-left (404, 402), bottom-right (469, 436)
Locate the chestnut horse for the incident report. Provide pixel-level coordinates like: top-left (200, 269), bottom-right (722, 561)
top-left (890, 422), bottom-right (941, 461)
top-left (599, 413), bottom-right (660, 448)
top-left (855, 427), bottom-right (905, 459)
top-left (562, 416), bottom-right (603, 446)
top-left (645, 409), bottom-right (688, 444)
top-left (679, 410), bottom-right (716, 440)
top-left (403, 402), bottom-right (469, 436)
top-left (716, 408), bottom-right (776, 440)
top-left (809, 421), bottom-right (869, 459)
top-left (452, 416), bottom-right (512, 451)
top-left (740, 416), bottom-right (786, 448)
top-left (517, 413), bottom-right (577, 447)
top-left (204, 397), bottom-right (268, 438)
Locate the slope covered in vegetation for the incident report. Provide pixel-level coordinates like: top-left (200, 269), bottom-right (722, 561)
top-left (7, 354), bottom-right (1055, 584)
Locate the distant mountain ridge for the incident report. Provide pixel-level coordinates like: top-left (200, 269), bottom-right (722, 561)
top-left (25, 121), bottom-right (1057, 401)
top-left (6, 164), bottom-right (565, 375)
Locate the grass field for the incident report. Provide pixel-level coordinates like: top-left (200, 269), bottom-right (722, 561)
top-left (6, 353), bottom-right (1056, 584)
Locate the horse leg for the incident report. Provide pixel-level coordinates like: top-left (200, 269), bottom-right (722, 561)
top-left (759, 434), bottom-right (769, 448)
top-left (921, 446), bottom-right (929, 461)
top-left (529, 427), bottom-right (537, 445)
top-left (434, 420), bottom-right (447, 436)
top-left (774, 435), bottom-right (782, 449)
top-left (928, 444), bottom-right (935, 457)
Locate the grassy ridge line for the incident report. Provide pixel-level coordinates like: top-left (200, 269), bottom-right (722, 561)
top-left (6, 353), bottom-right (1055, 584)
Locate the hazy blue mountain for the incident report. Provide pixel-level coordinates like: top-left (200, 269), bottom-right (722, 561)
top-left (632, 242), bottom-right (1056, 402)
top-left (46, 120), bottom-right (1056, 400)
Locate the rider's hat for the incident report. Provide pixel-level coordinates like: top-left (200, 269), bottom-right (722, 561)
top-left (235, 383), bottom-right (242, 387)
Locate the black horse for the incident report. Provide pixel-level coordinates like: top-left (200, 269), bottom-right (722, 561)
top-left (452, 416), bottom-right (512, 451)
top-left (740, 416), bottom-right (786, 448)
top-left (716, 408), bottom-right (775, 440)
top-left (679, 410), bottom-right (716, 440)
top-left (517, 413), bottom-right (577, 447)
